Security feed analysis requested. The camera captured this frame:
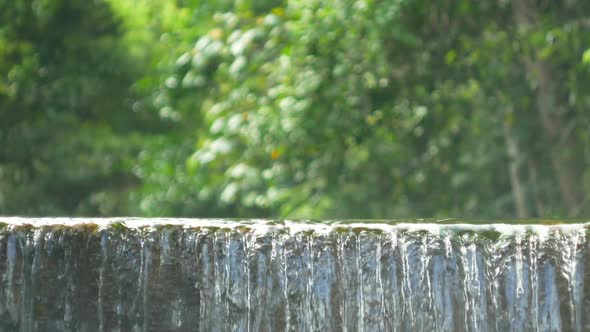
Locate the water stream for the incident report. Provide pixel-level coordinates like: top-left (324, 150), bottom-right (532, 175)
top-left (0, 218), bottom-right (588, 331)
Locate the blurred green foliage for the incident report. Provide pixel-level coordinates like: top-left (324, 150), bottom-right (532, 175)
top-left (1, 0), bottom-right (589, 218)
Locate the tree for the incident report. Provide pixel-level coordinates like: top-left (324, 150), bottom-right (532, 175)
top-left (2, 0), bottom-right (589, 219)
top-left (0, 0), bottom-right (160, 215)
top-left (153, 0), bottom-right (590, 218)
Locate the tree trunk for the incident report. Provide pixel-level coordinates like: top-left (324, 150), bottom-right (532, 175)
top-left (503, 116), bottom-right (530, 218)
top-left (512, 0), bottom-right (583, 216)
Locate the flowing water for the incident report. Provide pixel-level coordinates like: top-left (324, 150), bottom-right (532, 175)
top-left (0, 218), bottom-right (588, 331)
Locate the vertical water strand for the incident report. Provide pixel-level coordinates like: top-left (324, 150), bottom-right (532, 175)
top-left (118, 228), bottom-right (143, 331)
top-left (20, 229), bottom-right (33, 331)
top-left (539, 262), bottom-right (562, 330)
top-left (98, 232), bottom-right (108, 331)
top-left (33, 229), bottom-right (46, 331)
top-left (403, 232), bottom-right (421, 329)
top-left (250, 233), bottom-right (266, 331)
top-left (134, 231), bottom-right (144, 331)
top-left (34, 229), bottom-right (55, 331)
top-left (198, 231), bottom-right (213, 331)
top-left (280, 233), bottom-right (290, 332)
top-left (429, 233), bottom-right (452, 331)
top-left (430, 251), bottom-right (446, 331)
top-left (224, 231), bottom-right (231, 330)
top-left (458, 236), bottom-right (471, 331)
top-left (557, 229), bottom-right (585, 331)
top-left (6, 233), bottom-right (18, 324)
top-left (441, 233), bottom-right (457, 331)
top-left (259, 234), bottom-right (273, 331)
top-left (467, 238), bottom-right (487, 331)
top-left (356, 233), bottom-right (364, 332)
top-left (504, 231), bottom-right (526, 331)
top-left (474, 238), bottom-right (487, 331)
top-left (528, 233), bottom-right (540, 329)
top-left (0, 229), bottom-right (24, 330)
top-left (536, 231), bottom-right (561, 330)
top-left (322, 234), bottom-right (341, 330)
top-left (226, 231), bottom-right (250, 331)
top-left (212, 232), bottom-right (221, 329)
top-left (408, 232), bottom-right (428, 330)
top-left (515, 232), bottom-right (527, 330)
top-left (412, 232), bottom-right (431, 330)
top-left (256, 232), bottom-right (281, 331)
top-left (417, 233), bottom-right (433, 330)
top-left (104, 229), bottom-right (119, 330)
top-left (334, 232), bottom-right (348, 331)
top-left (309, 234), bottom-right (333, 330)
top-left (376, 234), bottom-right (386, 329)
top-left (160, 228), bottom-right (183, 330)
top-left (496, 233), bottom-right (515, 330)
top-left (9, 231), bottom-right (23, 331)
top-left (411, 232), bottom-right (428, 329)
top-left (58, 230), bottom-right (76, 331)
top-left (290, 232), bottom-right (311, 332)
top-left (0, 233), bottom-right (5, 322)
top-left (20, 229), bottom-right (40, 332)
top-left (194, 231), bottom-right (204, 329)
top-left (584, 229), bottom-right (590, 332)
top-left (381, 230), bottom-right (401, 331)
top-left (398, 231), bottom-right (414, 328)
top-left (140, 232), bottom-right (151, 331)
top-left (483, 234), bottom-right (502, 332)
top-left (336, 232), bottom-right (359, 331)
top-left (225, 231), bottom-right (236, 331)
top-left (244, 232), bottom-right (253, 332)
top-left (16, 230), bottom-right (28, 331)
top-left (305, 233), bottom-right (314, 330)
top-left (571, 231), bottom-right (585, 332)
top-left (358, 231), bottom-right (385, 331)
top-left (335, 233), bottom-right (346, 331)
top-left (211, 231), bottom-right (226, 330)
top-left (461, 234), bottom-right (488, 331)
top-left (267, 232), bottom-right (287, 331)
top-left (178, 231), bottom-right (200, 330)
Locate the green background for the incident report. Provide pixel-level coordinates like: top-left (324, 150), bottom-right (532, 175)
top-left (1, 0), bottom-right (590, 219)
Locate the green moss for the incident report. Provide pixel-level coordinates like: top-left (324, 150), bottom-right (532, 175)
top-left (351, 227), bottom-right (384, 235)
top-left (299, 230), bottom-right (315, 237)
top-left (270, 228), bottom-right (289, 237)
top-left (154, 224), bottom-right (181, 232)
top-left (12, 224), bottom-right (35, 233)
top-left (478, 230), bottom-right (502, 241)
top-left (235, 226), bottom-right (251, 233)
top-left (187, 226), bottom-right (203, 233)
top-left (71, 223), bottom-right (100, 234)
top-left (109, 221), bottom-right (127, 232)
top-left (455, 230), bottom-right (477, 238)
top-left (204, 226), bottom-right (220, 233)
top-left (333, 226), bottom-right (351, 234)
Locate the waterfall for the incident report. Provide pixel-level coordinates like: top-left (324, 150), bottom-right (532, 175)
top-left (0, 218), bottom-right (588, 331)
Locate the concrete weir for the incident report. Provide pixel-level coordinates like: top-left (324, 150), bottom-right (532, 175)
top-left (0, 218), bottom-right (588, 331)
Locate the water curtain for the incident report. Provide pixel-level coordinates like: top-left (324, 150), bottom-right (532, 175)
top-left (0, 218), bottom-right (588, 331)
